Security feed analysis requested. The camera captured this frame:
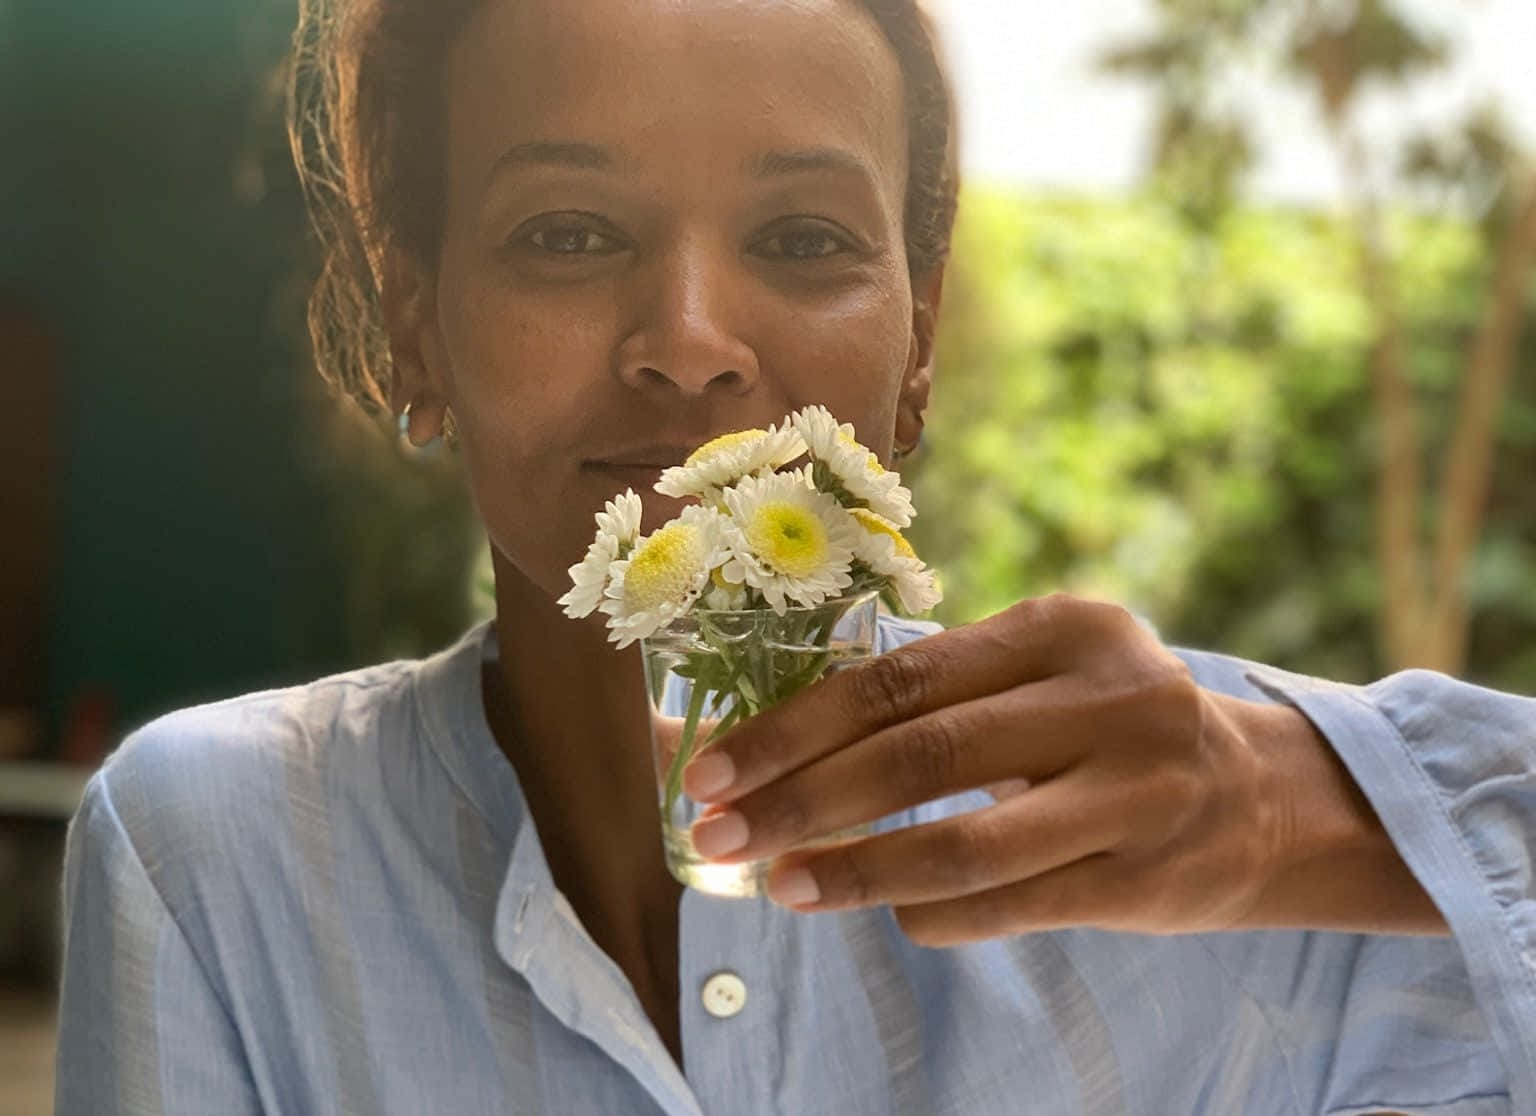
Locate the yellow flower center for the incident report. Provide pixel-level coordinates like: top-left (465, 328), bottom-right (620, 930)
top-left (745, 501), bottom-right (829, 578)
top-left (686, 429), bottom-right (765, 468)
top-left (836, 428), bottom-right (886, 474)
top-left (852, 508), bottom-right (916, 560)
top-left (623, 523), bottom-right (704, 612)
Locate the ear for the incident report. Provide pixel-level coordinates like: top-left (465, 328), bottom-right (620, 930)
top-left (896, 262), bottom-right (945, 457)
top-left (380, 250), bottom-right (451, 446)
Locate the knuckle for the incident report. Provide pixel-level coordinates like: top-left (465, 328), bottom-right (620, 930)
top-left (822, 844), bottom-right (877, 905)
top-left (849, 646), bottom-right (930, 722)
top-left (1149, 662), bottom-right (1203, 739)
top-left (894, 713), bottom-right (966, 798)
top-left (1024, 593), bottom-right (1138, 650)
top-left (1021, 591), bottom-right (1073, 627)
top-left (928, 817), bottom-right (995, 891)
top-left (765, 787), bottom-right (813, 843)
top-left (1082, 598), bottom-right (1136, 639)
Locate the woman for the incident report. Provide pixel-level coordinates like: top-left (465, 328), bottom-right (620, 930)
top-left (55, 0), bottom-right (1536, 1112)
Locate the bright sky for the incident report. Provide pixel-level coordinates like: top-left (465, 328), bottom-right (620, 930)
top-left (928, 0), bottom-right (1536, 206)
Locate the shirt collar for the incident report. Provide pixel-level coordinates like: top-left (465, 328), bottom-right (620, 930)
top-left (415, 619), bottom-right (702, 1112)
top-left (412, 618), bottom-right (528, 849)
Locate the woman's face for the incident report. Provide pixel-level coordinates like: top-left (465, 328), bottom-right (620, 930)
top-left (408, 0), bottom-right (936, 601)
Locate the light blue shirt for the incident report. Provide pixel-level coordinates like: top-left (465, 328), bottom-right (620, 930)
top-left (55, 615), bottom-right (1536, 1114)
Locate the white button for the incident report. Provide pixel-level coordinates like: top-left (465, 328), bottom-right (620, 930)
top-left (700, 971), bottom-right (747, 1019)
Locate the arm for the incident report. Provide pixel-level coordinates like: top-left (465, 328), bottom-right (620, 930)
top-left (680, 596), bottom-right (1534, 1106)
top-left (55, 773), bottom-right (264, 1116)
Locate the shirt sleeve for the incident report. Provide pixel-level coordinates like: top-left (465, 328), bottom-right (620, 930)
top-left (1233, 661), bottom-right (1536, 1113)
top-left (55, 771), bottom-right (264, 1116)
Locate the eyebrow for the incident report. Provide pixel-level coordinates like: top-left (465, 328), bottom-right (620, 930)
top-left (746, 147), bottom-right (876, 182)
top-left (487, 141), bottom-right (619, 182)
top-left (487, 141), bottom-right (875, 186)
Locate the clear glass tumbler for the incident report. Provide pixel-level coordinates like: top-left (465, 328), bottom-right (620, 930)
top-left (640, 590), bottom-right (880, 897)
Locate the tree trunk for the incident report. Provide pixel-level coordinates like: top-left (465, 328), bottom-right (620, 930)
top-left (1331, 120), bottom-right (1431, 672)
top-left (1422, 173), bottom-right (1536, 673)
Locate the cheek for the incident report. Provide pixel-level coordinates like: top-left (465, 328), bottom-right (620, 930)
top-left (433, 272), bottom-right (625, 589)
top-left (767, 280), bottom-right (911, 457)
top-left (438, 281), bottom-right (615, 456)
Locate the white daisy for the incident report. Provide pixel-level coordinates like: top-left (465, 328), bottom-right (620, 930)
top-left (558, 489), bottom-right (645, 619)
top-left (790, 404), bottom-right (916, 528)
top-left (717, 468), bottom-right (859, 614)
top-left (699, 565), bottom-right (752, 611)
top-left (654, 423), bottom-right (806, 504)
top-left (849, 508), bottom-right (943, 616)
top-left (600, 504), bottom-right (727, 648)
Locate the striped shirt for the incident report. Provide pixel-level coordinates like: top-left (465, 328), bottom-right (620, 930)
top-left (55, 615), bottom-right (1536, 1114)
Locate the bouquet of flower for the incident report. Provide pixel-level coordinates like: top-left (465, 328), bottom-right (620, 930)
top-left (558, 405), bottom-right (942, 858)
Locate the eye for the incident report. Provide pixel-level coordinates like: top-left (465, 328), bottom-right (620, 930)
top-left (514, 217), bottom-right (626, 257)
top-left (754, 224), bottom-right (854, 262)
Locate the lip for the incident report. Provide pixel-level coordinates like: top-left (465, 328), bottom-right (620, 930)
top-left (589, 460), bottom-right (678, 471)
top-left (585, 442), bottom-right (702, 469)
top-left (589, 463), bottom-right (668, 478)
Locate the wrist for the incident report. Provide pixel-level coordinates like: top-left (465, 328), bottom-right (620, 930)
top-left (1216, 693), bottom-right (1449, 936)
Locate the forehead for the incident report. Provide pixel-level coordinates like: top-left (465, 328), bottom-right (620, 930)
top-left (443, 0), bottom-right (908, 199)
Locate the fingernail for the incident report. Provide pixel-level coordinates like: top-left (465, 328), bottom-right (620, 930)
top-left (684, 752), bottom-right (736, 799)
top-left (768, 867), bottom-right (820, 907)
top-left (691, 811), bottom-right (749, 858)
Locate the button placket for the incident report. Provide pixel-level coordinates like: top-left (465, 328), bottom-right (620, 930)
top-left (679, 887), bottom-right (788, 1115)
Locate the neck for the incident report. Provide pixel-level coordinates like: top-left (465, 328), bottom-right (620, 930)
top-left (482, 550), bottom-right (683, 988)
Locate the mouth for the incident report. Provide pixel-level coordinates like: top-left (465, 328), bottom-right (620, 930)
top-left (587, 462), bottom-right (669, 487)
top-left (583, 441), bottom-right (701, 486)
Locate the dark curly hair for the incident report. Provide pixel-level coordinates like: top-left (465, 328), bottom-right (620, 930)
top-left (287, 0), bottom-right (960, 417)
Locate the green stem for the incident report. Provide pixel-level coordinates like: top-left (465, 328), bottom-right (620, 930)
top-left (702, 699), bottom-right (745, 745)
top-left (657, 598), bottom-right (854, 821)
top-left (663, 663), bottom-right (710, 823)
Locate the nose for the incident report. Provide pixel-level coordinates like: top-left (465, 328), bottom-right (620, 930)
top-left (614, 235), bottom-right (760, 398)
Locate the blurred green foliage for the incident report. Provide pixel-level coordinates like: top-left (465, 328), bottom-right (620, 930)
top-left (907, 186), bottom-right (1536, 690)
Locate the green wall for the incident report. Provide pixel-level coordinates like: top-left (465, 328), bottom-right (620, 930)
top-left (4, 0), bottom-right (363, 746)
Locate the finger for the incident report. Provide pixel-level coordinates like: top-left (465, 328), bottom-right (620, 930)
top-left (761, 772), bottom-right (1122, 911)
top-left (691, 679), bottom-right (1095, 862)
top-left (683, 595), bottom-right (1107, 804)
top-left (892, 853), bottom-right (1131, 947)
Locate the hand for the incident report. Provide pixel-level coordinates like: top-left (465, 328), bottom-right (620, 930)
top-left (681, 593), bottom-right (1382, 946)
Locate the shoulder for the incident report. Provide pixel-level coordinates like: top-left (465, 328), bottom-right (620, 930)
top-left (105, 656), bottom-right (419, 806)
top-left (85, 653), bottom-right (430, 914)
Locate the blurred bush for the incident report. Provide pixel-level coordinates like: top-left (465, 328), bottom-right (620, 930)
top-left (908, 186), bottom-right (1536, 691)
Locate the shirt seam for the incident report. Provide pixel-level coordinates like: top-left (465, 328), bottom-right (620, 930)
top-left (1323, 1088), bottom-right (1512, 1113)
top-left (1329, 682), bottom-right (1536, 1014)
top-left (409, 665), bottom-right (510, 839)
top-left (118, 670), bottom-right (414, 744)
top-left (1326, 684), bottom-right (1536, 995)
